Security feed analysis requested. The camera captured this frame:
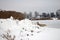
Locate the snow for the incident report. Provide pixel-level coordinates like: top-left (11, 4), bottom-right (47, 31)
top-left (52, 18), bottom-right (58, 20)
top-left (32, 20), bottom-right (60, 28)
top-left (0, 17), bottom-right (60, 40)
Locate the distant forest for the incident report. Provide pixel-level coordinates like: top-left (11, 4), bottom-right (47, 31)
top-left (24, 9), bottom-right (60, 20)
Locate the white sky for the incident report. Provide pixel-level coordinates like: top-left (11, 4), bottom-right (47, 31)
top-left (0, 0), bottom-right (60, 13)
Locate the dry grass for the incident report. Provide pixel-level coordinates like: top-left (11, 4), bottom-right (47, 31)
top-left (1, 30), bottom-right (15, 40)
top-left (37, 22), bottom-right (47, 27)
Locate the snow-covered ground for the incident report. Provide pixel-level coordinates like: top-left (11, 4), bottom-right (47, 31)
top-left (32, 20), bottom-right (60, 28)
top-left (0, 17), bottom-right (60, 40)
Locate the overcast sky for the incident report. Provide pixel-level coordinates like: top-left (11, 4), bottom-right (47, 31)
top-left (0, 0), bottom-right (60, 13)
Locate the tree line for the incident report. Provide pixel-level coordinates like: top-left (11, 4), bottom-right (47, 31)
top-left (24, 9), bottom-right (60, 20)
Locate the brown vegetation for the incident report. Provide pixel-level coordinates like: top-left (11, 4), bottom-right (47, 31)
top-left (32, 17), bottom-right (53, 20)
top-left (1, 30), bottom-right (15, 40)
top-left (37, 22), bottom-right (47, 27)
top-left (0, 10), bottom-right (25, 20)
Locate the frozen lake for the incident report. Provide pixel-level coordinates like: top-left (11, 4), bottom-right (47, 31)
top-left (32, 20), bottom-right (60, 28)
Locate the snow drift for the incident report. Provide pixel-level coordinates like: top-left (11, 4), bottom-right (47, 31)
top-left (0, 17), bottom-right (45, 40)
top-left (0, 17), bottom-right (60, 40)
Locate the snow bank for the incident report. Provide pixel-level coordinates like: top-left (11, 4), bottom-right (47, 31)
top-left (0, 17), bottom-right (45, 40)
